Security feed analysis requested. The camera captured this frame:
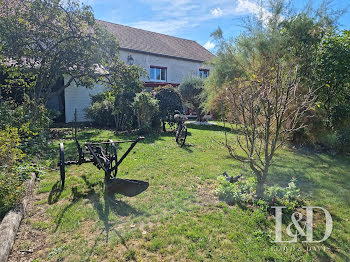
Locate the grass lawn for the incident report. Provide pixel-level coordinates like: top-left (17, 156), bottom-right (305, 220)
top-left (8, 123), bottom-right (350, 261)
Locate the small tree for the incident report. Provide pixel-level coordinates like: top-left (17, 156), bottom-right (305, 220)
top-left (204, 0), bottom-right (325, 198)
top-left (132, 92), bottom-right (159, 131)
top-left (154, 85), bottom-right (183, 131)
top-left (222, 65), bottom-right (314, 198)
top-left (93, 59), bottom-right (146, 130)
top-left (179, 77), bottom-right (206, 121)
top-left (85, 91), bottom-right (116, 128)
top-left (315, 30), bottom-right (350, 128)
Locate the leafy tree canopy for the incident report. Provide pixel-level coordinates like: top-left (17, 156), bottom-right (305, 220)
top-left (0, 0), bottom-right (121, 102)
top-left (178, 77), bottom-right (205, 121)
top-left (203, 0), bottom-right (347, 196)
top-left (315, 30), bottom-right (350, 128)
top-left (154, 85), bottom-right (183, 122)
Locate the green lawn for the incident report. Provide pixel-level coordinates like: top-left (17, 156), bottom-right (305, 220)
top-left (10, 123), bottom-right (350, 261)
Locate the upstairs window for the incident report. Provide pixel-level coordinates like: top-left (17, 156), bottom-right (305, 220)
top-left (199, 69), bottom-right (209, 79)
top-left (150, 66), bottom-right (167, 82)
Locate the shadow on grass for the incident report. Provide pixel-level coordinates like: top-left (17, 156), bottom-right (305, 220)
top-left (271, 152), bottom-right (350, 207)
top-left (58, 123), bottom-right (235, 148)
top-left (48, 181), bottom-right (62, 204)
top-left (186, 123), bottom-right (241, 134)
top-left (52, 184), bottom-right (96, 233)
top-left (52, 175), bottom-right (143, 246)
top-left (267, 151), bottom-right (350, 260)
top-left (179, 143), bottom-right (194, 153)
top-left (312, 231), bottom-right (349, 261)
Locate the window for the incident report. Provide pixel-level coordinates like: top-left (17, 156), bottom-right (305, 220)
top-left (150, 66), bottom-right (167, 82)
top-left (199, 69), bottom-right (209, 79)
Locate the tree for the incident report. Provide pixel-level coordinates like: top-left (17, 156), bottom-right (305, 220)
top-left (204, 0), bottom-right (319, 198)
top-left (154, 85), bottom-right (183, 131)
top-left (315, 30), bottom-right (350, 128)
top-left (102, 60), bottom-right (146, 130)
top-left (179, 77), bottom-right (206, 121)
top-left (222, 65), bottom-right (314, 198)
top-left (85, 60), bottom-right (146, 130)
top-left (132, 92), bottom-right (159, 131)
top-left (0, 0), bottom-right (119, 102)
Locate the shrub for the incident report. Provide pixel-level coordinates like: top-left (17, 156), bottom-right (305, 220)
top-left (86, 90), bottom-right (138, 131)
top-left (0, 97), bottom-right (52, 154)
top-left (0, 162), bottom-right (42, 219)
top-left (132, 92), bottom-right (159, 132)
top-left (178, 77), bottom-right (206, 121)
top-left (216, 175), bottom-right (301, 210)
top-left (154, 85), bottom-right (183, 130)
top-left (0, 126), bottom-right (24, 168)
top-left (0, 172), bottom-right (25, 218)
top-left (338, 128), bottom-right (350, 153)
top-left (216, 176), bottom-right (256, 205)
top-left (85, 92), bottom-right (116, 127)
top-left (113, 90), bottom-right (139, 131)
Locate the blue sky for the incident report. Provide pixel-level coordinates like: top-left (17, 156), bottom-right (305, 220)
top-left (82, 0), bottom-right (350, 52)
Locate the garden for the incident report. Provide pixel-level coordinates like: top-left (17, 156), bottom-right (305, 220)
top-left (1, 0), bottom-right (350, 261)
top-left (6, 125), bottom-right (350, 261)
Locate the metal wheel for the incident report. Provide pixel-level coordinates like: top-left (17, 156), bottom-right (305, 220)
top-left (176, 125), bottom-right (187, 147)
top-left (108, 140), bottom-right (118, 178)
top-left (59, 143), bottom-right (65, 188)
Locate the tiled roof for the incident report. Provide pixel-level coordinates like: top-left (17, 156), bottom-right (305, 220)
top-left (97, 20), bottom-right (215, 62)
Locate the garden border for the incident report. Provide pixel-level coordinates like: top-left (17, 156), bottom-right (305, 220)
top-left (0, 173), bottom-right (36, 262)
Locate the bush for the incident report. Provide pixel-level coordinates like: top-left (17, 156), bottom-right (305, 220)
top-left (216, 175), bottom-right (301, 210)
top-left (216, 176), bottom-right (256, 205)
top-left (0, 126), bottom-right (24, 168)
top-left (338, 128), bottom-right (350, 153)
top-left (0, 162), bottom-right (42, 219)
top-left (154, 85), bottom-right (183, 130)
top-left (178, 77), bottom-right (206, 121)
top-left (132, 92), bottom-right (159, 132)
top-left (86, 90), bottom-right (138, 131)
top-left (85, 92), bottom-right (116, 127)
top-left (0, 97), bottom-right (52, 154)
top-left (0, 172), bottom-right (25, 218)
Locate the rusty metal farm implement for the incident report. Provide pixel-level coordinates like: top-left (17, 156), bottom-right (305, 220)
top-left (58, 126), bottom-right (148, 196)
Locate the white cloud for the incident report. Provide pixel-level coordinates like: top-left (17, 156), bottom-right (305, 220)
top-left (128, 0), bottom-right (233, 35)
top-left (130, 19), bottom-right (191, 35)
top-left (235, 0), bottom-right (273, 24)
top-left (108, 0), bottom-right (275, 37)
top-left (211, 7), bottom-right (223, 17)
top-left (204, 41), bottom-right (215, 50)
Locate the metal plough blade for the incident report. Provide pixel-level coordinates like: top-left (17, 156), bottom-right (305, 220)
top-left (105, 178), bottom-right (149, 197)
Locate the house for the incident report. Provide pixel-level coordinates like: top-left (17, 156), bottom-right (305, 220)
top-left (63, 20), bottom-right (215, 123)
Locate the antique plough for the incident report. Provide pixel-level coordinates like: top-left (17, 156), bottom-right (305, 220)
top-left (58, 128), bottom-right (148, 196)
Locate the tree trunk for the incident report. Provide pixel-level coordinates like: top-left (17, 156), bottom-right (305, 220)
top-left (195, 107), bottom-right (202, 122)
top-left (256, 181), bottom-right (265, 199)
top-left (162, 121), bottom-right (166, 132)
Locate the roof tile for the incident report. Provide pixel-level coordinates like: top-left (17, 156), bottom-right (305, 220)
top-left (97, 20), bottom-right (215, 62)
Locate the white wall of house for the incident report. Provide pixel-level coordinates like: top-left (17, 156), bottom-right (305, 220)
top-left (64, 79), bottom-right (106, 122)
top-left (64, 51), bottom-right (211, 123)
top-left (119, 50), bottom-right (211, 83)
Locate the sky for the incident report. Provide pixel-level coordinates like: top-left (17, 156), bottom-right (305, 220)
top-left (82, 0), bottom-right (350, 53)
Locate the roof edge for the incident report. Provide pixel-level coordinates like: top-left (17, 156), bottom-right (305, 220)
top-left (119, 47), bottom-right (212, 63)
top-left (97, 19), bottom-right (198, 44)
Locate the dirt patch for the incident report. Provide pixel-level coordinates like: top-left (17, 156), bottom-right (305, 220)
top-left (8, 192), bottom-right (50, 262)
top-left (196, 181), bottom-right (219, 207)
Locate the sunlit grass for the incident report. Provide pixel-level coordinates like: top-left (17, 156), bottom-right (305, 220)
top-left (20, 123), bottom-right (350, 261)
